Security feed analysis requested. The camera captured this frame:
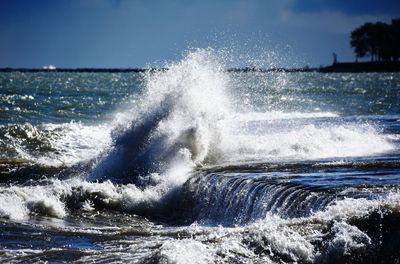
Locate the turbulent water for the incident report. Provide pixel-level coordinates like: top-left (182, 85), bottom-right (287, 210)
top-left (1, 50), bottom-right (400, 263)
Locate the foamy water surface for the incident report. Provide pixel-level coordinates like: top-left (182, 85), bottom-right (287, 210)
top-left (1, 49), bottom-right (400, 263)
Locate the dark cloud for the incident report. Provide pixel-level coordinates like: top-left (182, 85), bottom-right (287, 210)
top-left (0, 0), bottom-right (395, 67)
top-left (0, 0), bottom-right (68, 20)
top-left (291, 0), bottom-right (400, 16)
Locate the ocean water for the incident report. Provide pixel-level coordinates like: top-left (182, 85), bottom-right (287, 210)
top-left (1, 49), bottom-right (400, 263)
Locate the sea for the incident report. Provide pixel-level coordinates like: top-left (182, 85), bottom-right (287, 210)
top-left (1, 49), bottom-right (400, 263)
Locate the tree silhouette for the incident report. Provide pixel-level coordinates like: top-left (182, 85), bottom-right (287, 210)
top-left (351, 19), bottom-right (400, 62)
top-left (391, 19), bottom-right (400, 61)
top-left (351, 24), bottom-right (369, 62)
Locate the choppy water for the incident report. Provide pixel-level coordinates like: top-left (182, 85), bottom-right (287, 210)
top-left (1, 50), bottom-right (400, 263)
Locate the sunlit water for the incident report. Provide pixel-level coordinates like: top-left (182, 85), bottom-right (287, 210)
top-left (1, 50), bottom-right (400, 263)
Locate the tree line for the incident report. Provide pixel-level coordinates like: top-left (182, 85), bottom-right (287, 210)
top-left (351, 19), bottom-right (400, 62)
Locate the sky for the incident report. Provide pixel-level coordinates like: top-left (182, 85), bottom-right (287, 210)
top-left (0, 0), bottom-right (399, 68)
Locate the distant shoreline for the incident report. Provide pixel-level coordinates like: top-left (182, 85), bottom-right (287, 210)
top-left (1, 62), bottom-right (399, 73)
top-left (320, 61), bottom-right (400, 73)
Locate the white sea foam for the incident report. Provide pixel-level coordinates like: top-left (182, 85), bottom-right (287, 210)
top-left (0, 192), bottom-right (28, 220)
top-left (215, 123), bottom-right (394, 162)
top-left (322, 221), bottom-right (371, 257)
top-left (3, 122), bottom-right (113, 166)
top-left (40, 122), bottom-right (113, 166)
top-left (232, 111), bottom-right (339, 122)
top-left (1, 173), bottom-right (398, 262)
top-left (0, 183), bottom-right (66, 220)
top-left (0, 174), bottom-right (399, 263)
top-left (145, 192), bottom-right (400, 263)
top-left (158, 239), bottom-right (214, 264)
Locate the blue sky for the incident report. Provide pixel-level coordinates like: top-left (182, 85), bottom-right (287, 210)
top-left (0, 0), bottom-right (399, 68)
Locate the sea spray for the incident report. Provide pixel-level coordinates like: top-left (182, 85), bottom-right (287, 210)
top-left (89, 49), bottom-right (231, 190)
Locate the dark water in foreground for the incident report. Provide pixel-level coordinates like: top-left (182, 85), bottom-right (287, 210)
top-left (1, 51), bottom-right (400, 263)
